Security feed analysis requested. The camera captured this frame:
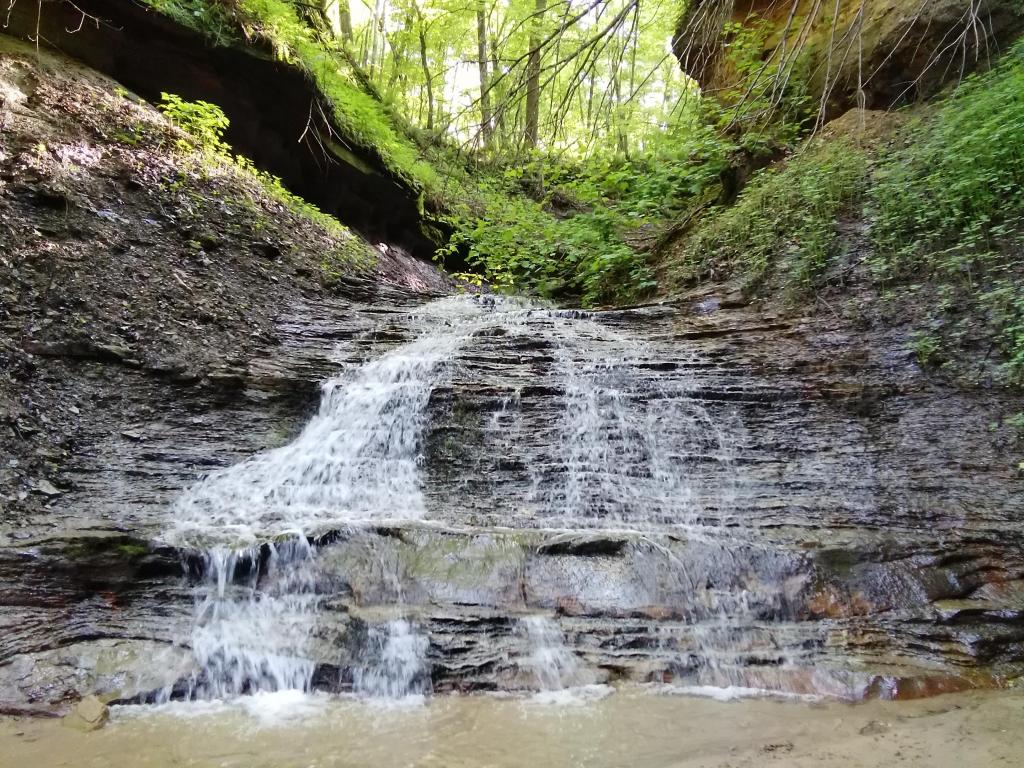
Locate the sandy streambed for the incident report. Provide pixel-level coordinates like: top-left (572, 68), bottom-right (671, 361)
top-left (1, 687), bottom-right (1022, 768)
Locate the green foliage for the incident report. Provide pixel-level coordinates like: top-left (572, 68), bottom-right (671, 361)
top-left (437, 118), bottom-right (737, 306)
top-left (671, 139), bottom-right (868, 293)
top-left (143, 0), bottom-right (238, 45)
top-left (547, 120), bottom-right (735, 220)
top-left (909, 331), bottom-right (941, 367)
top-left (143, 0), bottom-right (436, 191)
top-left (441, 175), bottom-right (654, 307)
top-left (870, 39), bottom-right (1024, 383)
top-left (233, 0), bottom-right (437, 191)
top-left (158, 92), bottom-right (231, 155)
top-left (713, 17), bottom-right (813, 152)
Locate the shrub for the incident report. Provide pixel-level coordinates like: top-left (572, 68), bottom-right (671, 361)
top-left (670, 139), bottom-right (869, 293)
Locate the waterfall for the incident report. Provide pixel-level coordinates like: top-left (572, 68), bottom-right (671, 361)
top-left (352, 619), bottom-right (431, 699)
top-left (532, 317), bottom-right (739, 529)
top-left (519, 616), bottom-right (591, 691)
top-left (185, 538), bottom-right (319, 698)
top-left (162, 295), bottom-right (754, 703)
top-left (169, 307), bottom-right (492, 550)
top-left (166, 296), bottom-right (537, 700)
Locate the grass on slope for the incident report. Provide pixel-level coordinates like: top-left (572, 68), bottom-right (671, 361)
top-left (667, 38), bottom-right (1024, 385)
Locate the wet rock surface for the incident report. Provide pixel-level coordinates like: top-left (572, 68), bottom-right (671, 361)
top-left (3, 284), bottom-right (1022, 710)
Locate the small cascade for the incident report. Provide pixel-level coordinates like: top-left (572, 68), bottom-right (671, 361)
top-left (531, 318), bottom-right (739, 529)
top-left (519, 616), bottom-right (591, 691)
top-left (171, 340), bottom-right (458, 548)
top-left (169, 296), bottom-right (549, 549)
top-left (650, 549), bottom-right (814, 697)
top-left (352, 619), bottom-right (432, 699)
top-left (185, 537), bottom-right (319, 699)
top-left (159, 294), bottom-right (783, 706)
top-left (165, 297), bottom-right (538, 702)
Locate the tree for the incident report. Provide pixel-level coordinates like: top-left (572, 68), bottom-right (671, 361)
top-left (321, 0), bottom-right (352, 40)
top-left (476, 0), bottom-right (493, 148)
top-left (523, 0), bottom-right (545, 149)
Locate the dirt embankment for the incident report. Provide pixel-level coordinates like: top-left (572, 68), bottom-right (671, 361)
top-left (0, 36), bottom-right (448, 524)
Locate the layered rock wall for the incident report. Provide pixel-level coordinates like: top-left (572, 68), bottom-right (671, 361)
top-left (674, 0), bottom-right (1024, 117)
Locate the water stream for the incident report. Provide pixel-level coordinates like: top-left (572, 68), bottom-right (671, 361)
top-left (161, 295), bottom-right (790, 703)
top-left (518, 616), bottom-right (593, 693)
top-left (352, 619), bottom-right (431, 700)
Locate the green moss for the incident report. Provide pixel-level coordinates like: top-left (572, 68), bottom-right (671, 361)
top-left (321, 236), bottom-right (377, 282)
top-left (46, 536), bottom-right (151, 561)
top-left (142, 0), bottom-right (436, 192)
top-left (398, 534), bottom-right (527, 588)
top-left (143, 0), bottom-right (239, 45)
top-left (234, 0), bottom-right (436, 191)
top-left (115, 542), bottom-right (150, 558)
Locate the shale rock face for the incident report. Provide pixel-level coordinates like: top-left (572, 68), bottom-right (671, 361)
top-left (3, 287), bottom-right (1023, 710)
top-left (674, 0), bottom-right (1024, 116)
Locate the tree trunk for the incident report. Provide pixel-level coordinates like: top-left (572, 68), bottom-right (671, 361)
top-left (368, 0), bottom-right (386, 77)
top-left (337, 0), bottom-right (352, 41)
top-left (490, 45), bottom-right (506, 149)
top-left (523, 0), bottom-right (545, 149)
top-left (613, 68), bottom-right (627, 156)
top-left (414, 4), bottom-right (434, 131)
top-left (320, 0), bottom-right (351, 40)
top-left (476, 1), bottom-right (493, 149)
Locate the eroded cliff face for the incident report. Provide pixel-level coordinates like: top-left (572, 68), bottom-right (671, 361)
top-left (2, 0), bottom-right (441, 258)
top-left (675, 0), bottom-right (1024, 116)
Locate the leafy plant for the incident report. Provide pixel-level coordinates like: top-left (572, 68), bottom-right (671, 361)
top-left (144, 0), bottom-right (239, 46)
top-left (712, 16), bottom-right (814, 151)
top-left (439, 173), bottom-right (654, 307)
top-left (143, 0), bottom-right (435, 191)
top-left (870, 38), bottom-right (1024, 384)
top-left (670, 139), bottom-right (868, 293)
top-left (158, 92), bottom-right (370, 269)
top-left (158, 92), bottom-right (231, 155)
top-left (909, 331), bottom-right (941, 367)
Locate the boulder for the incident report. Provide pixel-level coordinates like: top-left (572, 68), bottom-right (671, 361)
top-left (62, 695), bottom-right (108, 732)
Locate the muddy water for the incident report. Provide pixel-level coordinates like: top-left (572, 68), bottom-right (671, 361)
top-left (3, 688), bottom-right (1022, 768)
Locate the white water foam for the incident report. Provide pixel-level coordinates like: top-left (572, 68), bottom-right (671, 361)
top-left (353, 619), bottom-right (431, 701)
top-left (169, 300), bottom-right (524, 549)
top-left (519, 616), bottom-right (594, 692)
top-left (178, 537), bottom-right (320, 699)
top-left (531, 318), bottom-right (739, 530)
top-left (159, 295), bottom-right (759, 706)
top-left (167, 297), bottom-right (540, 701)
top-left (663, 684), bottom-right (820, 703)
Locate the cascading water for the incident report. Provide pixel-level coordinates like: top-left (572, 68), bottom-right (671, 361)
top-left (352, 619), bottom-right (431, 699)
top-left (169, 301), bottom-right (506, 549)
top-left (162, 295), bottom-right (768, 703)
top-left (528, 319), bottom-right (740, 530)
top-left (185, 538), bottom-right (319, 698)
top-left (166, 297), bottom-right (539, 699)
top-left (518, 616), bottom-right (591, 691)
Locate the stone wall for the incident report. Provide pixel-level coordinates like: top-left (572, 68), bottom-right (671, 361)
top-left (674, 0), bottom-right (1024, 117)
